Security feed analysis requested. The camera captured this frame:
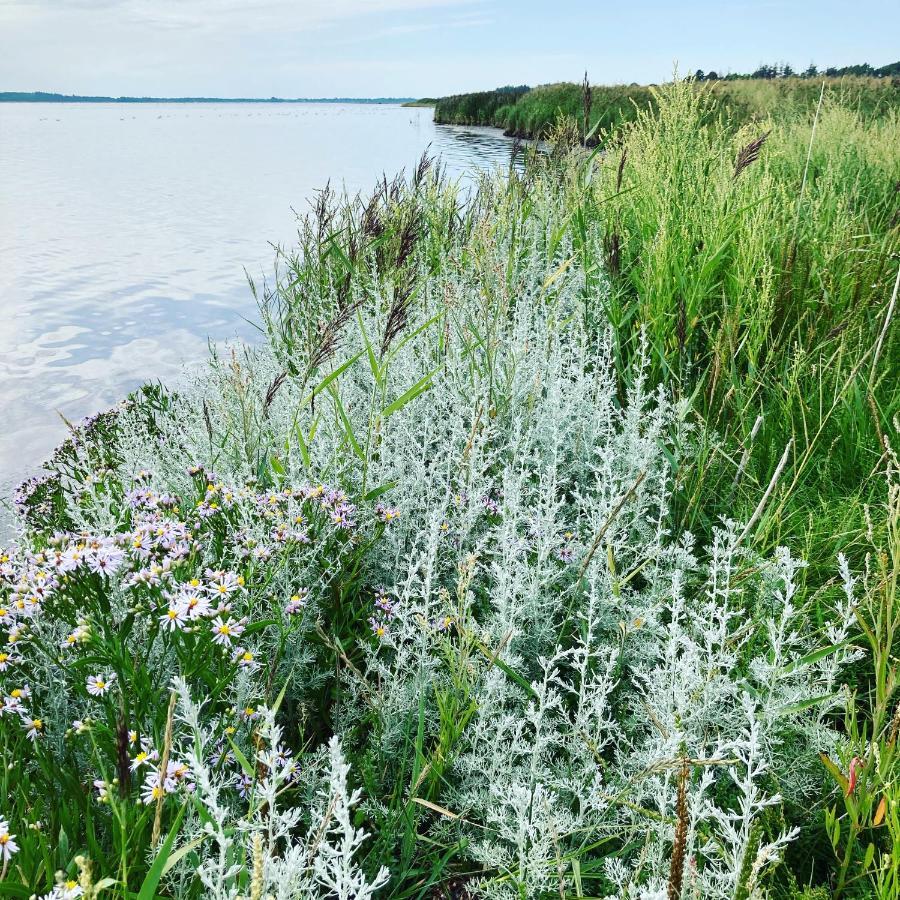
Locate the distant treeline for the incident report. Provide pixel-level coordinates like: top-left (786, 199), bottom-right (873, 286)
top-left (696, 60), bottom-right (900, 80)
top-left (0, 91), bottom-right (414, 103)
top-left (434, 68), bottom-right (900, 139)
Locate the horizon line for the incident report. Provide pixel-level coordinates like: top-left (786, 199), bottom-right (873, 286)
top-left (0, 90), bottom-right (420, 103)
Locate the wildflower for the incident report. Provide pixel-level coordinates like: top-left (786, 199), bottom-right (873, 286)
top-left (86, 673), bottom-right (116, 697)
top-left (374, 588), bottom-right (395, 617)
top-left (140, 772), bottom-right (167, 805)
top-left (481, 494), bottom-right (500, 516)
top-left (88, 545), bottom-right (124, 576)
top-left (24, 717), bottom-right (43, 740)
top-left (52, 880), bottom-right (84, 900)
top-left (234, 648), bottom-right (257, 670)
top-left (556, 546), bottom-right (575, 564)
top-left (211, 616), bottom-right (244, 647)
top-left (0, 819), bottom-right (18, 861)
top-left (206, 570), bottom-right (242, 597)
top-left (235, 772), bottom-right (253, 799)
top-left (0, 652), bottom-right (21, 672)
top-left (166, 759), bottom-right (193, 790)
top-left (177, 588), bottom-right (211, 620)
top-left (130, 750), bottom-right (154, 772)
top-left (57, 545), bottom-right (87, 574)
top-left (210, 740), bottom-right (234, 768)
top-left (375, 502), bottom-right (400, 523)
top-left (273, 744), bottom-right (293, 768)
top-left (61, 624), bottom-right (90, 649)
top-left (369, 616), bottom-right (387, 639)
top-left (434, 615), bottom-right (454, 632)
top-left (159, 605), bottom-right (186, 632)
top-left (285, 589), bottom-right (308, 615)
top-left (330, 507), bottom-right (356, 529)
top-left (93, 779), bottom-right (110, 802)
top-left (2, 694), bottom-right (26, 717)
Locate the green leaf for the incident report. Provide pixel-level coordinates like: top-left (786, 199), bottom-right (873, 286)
top-left (773, 693), bottom-right (835, 716)
top-left (356, 308), bottom-right (383, 389)
top-left (821, 752), bottom-right (849, 794)
top-left (327, 383), bottom-right (365, 460)
top-left (383, 367), bottom-right (439, 418)
top-left (303, 349), bottom-right (364, 405)
top-left (781, 641), bottom-right (850, 675)
top-left (228, 737), bottom-right (256, 779)
top-left (477, 642), bottom-right (538, 699)
top-left (364, 482), bottom-right (397, 502)
top-left (270, 669), bottom-right (293, 716)
top-left (161, 834), bottom-right (208, 876)
top-left (137, 802), bottom-right (186, 900)
top-left (863, 841), bottom-right (876, 870)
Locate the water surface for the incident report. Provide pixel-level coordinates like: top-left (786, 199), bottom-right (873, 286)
top-left (0, 103), bottom-right (514, 509)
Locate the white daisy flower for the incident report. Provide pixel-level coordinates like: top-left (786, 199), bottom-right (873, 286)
top-left (86, 673), bottom-right (116, 696)
top-left (210, 616), bottom-right (243, 647)
top-left (159, 605), bottom-right (186, 631)
top-left (0, 819), bottom-right (18, 861)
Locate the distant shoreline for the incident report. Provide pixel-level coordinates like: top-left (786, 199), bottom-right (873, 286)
top-left (0, 91), bottom-right (415, 104)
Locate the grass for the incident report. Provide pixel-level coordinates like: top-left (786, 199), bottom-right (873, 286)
top-left (434, 75), bottom-right (900, 140)
top-left (1, 77), bottom-right (899, 898)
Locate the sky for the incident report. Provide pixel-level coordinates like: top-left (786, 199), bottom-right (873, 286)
top-left (0, 0), bottom-right (898, 98)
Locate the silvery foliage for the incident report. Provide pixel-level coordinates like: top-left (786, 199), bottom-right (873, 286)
top-left (172, 678), bottom-right (388, 900)
top-left (103, 170), bottom-right (858, 896)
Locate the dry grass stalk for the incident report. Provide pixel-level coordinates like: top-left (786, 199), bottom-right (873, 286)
top-left (152, 690), bottom-right (178, 846)
top-left (667, 757), bottom-right (689, 900)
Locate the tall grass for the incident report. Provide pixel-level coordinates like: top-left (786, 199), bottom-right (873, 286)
top-left (564, 80), bottom-right (900, 583)
top-left (434, 76), bottom-right (900, 140)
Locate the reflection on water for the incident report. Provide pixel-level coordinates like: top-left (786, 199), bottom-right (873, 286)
top-left (0, 103), bottom-right (516, 510)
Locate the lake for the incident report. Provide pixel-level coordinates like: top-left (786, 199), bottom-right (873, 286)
top-left (0, 103), bottom-right (515, 516)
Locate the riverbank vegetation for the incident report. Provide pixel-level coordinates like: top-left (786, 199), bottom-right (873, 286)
top-left (434, 72), bottom-right (900, 138)
top-left (1, 77), bottom-right (899, 899)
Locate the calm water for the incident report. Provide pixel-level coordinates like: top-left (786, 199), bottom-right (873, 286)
top-left (0, 103), bottom-right (515, 510)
